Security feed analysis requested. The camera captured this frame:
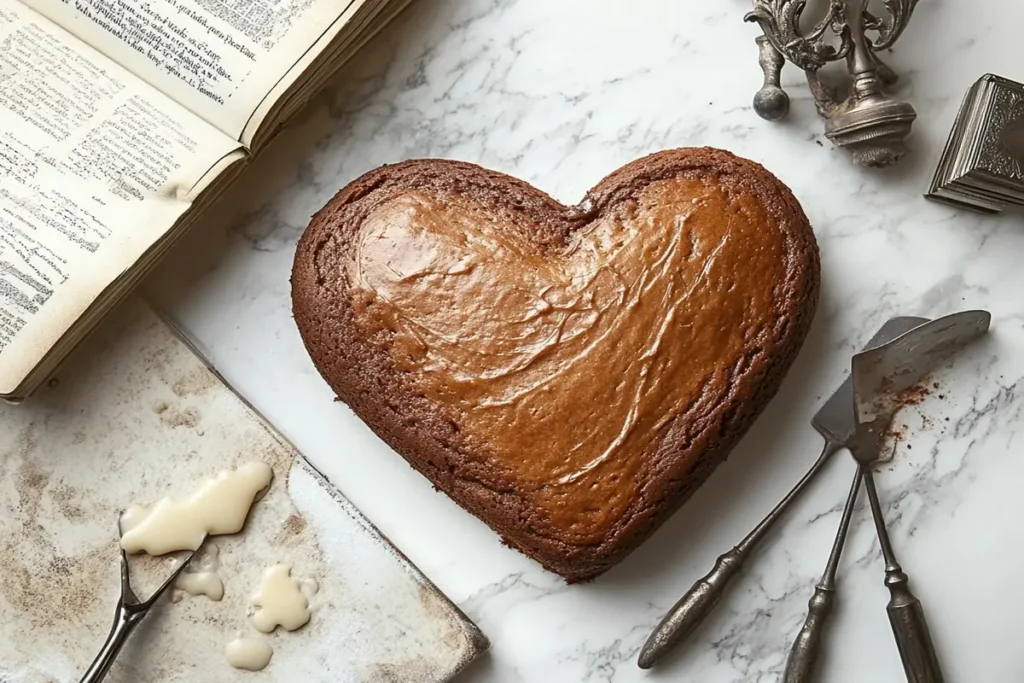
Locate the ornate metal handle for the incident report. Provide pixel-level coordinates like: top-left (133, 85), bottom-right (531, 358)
top-left (637, 547), bottom-right (746, 669)
top-left (863, 468), bottom-right (946, 683)
top-left (783, 463), bottom-right (863, 682)
top-left (745, 0), bottom-right (851, 74)
top-left (886, 568), bottom-right (946, 683)
top-left (753, 35), bottom-right (789, 121)
top-left (637, 441), bottom-right (839, 670)
top-left (783, 584), bottom-right (835, 683)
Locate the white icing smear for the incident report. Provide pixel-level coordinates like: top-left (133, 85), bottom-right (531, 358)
top-left (251, 564), bottom-right (311, 633)
top-left (120, 462), bottom-right (273, 555)
top-left (226, 636), bottom-right (273, 671)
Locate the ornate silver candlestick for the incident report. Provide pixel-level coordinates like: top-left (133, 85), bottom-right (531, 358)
top-left (745, 0), bottom-right (920, 167)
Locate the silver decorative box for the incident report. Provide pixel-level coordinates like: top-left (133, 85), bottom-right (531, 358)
top-left (926, 74), bottom-right (1024, 213)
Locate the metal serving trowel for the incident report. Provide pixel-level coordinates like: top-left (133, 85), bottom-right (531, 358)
top-left (638, 316), bottom-right (928, 670)
top-left (850, 310), bottom-right (990, 683)
top-left (782, 310), bottom-right (991, 683)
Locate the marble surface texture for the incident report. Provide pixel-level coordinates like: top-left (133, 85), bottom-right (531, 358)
top-left (145, 1), bottom-right (1024, 681)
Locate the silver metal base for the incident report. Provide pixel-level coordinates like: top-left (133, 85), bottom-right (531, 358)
top-left (746, 0), bottom-right (921, 168)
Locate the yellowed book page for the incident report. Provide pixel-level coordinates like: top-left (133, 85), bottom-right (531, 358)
top-left (0, 1), bottom-right (245, 396)
top-left (23, 0), bottom-right (362, 143)
top-left (243, 0), bottom-right (376, 146)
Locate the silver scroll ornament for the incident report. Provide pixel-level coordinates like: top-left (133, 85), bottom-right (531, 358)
top-left (746, 0), bottom-right (920, 167)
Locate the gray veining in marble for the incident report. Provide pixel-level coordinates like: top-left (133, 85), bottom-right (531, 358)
top-left (144, 1), bottom-right (1024, 681)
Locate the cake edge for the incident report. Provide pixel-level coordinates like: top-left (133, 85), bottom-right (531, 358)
top-left (290, 147), bottom-right (821, 583)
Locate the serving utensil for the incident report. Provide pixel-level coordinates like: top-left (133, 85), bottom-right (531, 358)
top-left (637, 315), bottom-right (928, 670)
top-left (782, 310), bottom-right (990, 683)
top-left (781, 466), bottom-right (861, 683)
top-left (79, 521), bottom-right (198, 683)
top-left (851, 310), bottom-right (990, 683)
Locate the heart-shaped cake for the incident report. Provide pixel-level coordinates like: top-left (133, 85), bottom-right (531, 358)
top-left (291, 148), bottom-right (819, 582)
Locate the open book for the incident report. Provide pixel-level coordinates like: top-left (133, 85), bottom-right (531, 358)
top-left (0, 0), bottom-right (410, 401)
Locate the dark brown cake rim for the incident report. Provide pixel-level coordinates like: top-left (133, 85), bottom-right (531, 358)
top-left (291, 147), bottom-right (820, 582)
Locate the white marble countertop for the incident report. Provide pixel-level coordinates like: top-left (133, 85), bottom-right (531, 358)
top-left (146, 1), bottom-right (1024, 681)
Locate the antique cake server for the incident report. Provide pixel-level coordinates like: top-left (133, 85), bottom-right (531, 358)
top-left (782, 310), bottom-right (990, 683)
top-left (637, 315), bottom-right (928, 670)
top-left (848, 310), bottom-right (989, 683)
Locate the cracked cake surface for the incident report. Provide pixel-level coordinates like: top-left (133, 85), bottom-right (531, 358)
top-left (291, 148), bottom-right (819, 582)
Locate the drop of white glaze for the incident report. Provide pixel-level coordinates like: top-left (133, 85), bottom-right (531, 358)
top-left (226, 636), bottom-right (273, 671)
top-left (120, 462), bottom-right (273, 555)
top-left (251, 564), bottom-right (311, 633)
top-left (175, 544), bottom-right (225, 601)
top-left (195, 543), bottom-right (222, 572)
top-left (176, 571), bottom-right (225, 601)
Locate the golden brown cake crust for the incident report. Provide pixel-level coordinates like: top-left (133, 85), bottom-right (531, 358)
top-left (291, 148), bottom-right (820, 582)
